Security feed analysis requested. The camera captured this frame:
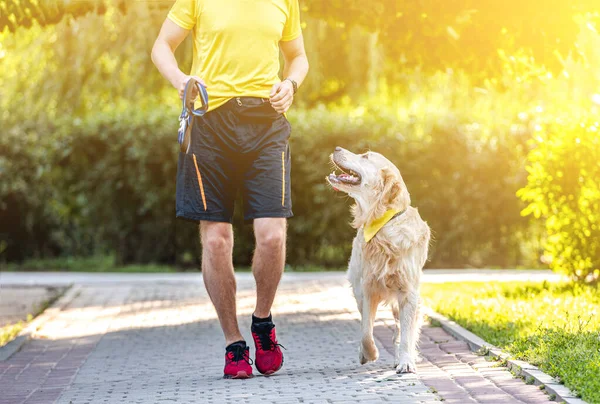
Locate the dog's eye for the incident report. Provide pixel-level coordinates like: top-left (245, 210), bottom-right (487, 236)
top-left (362, 154), bottom-right (369, 159)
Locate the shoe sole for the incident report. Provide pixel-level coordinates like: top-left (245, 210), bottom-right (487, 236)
top-left (223, 371), bottom-right (252, 379)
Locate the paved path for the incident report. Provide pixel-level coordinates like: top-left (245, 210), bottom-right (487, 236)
top-left (0, 273), bottom-right (553, 403)
top-left (0, 269), bottom-right (562, 287)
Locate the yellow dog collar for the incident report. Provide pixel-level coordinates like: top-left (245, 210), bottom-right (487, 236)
top-left (363, 208), bottom-right (406, 243)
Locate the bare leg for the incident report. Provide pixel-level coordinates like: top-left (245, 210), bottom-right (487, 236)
top-left (396, 289), bottom-right (420, 373)
top-left (200, 221), bottom-right (243, 346)
top-left (359, 291), bottom-right (380, 364)
top-left (252, 218), bottom-right (286, 318)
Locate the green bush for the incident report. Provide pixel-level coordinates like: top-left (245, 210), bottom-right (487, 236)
top-left (5, 4), bottom-right (599, 270)
top-left (0, 98), bottom-right (535, 268)
top-left (517, 23), bottom-right (600, 284)
top-left (518, 121), bottom-right (600, 283)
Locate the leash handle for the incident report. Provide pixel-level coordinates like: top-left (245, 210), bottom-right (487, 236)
top-left (178, 78), bottom-right (209, 154)
top-left (183, 77), bottom-right (209, 116)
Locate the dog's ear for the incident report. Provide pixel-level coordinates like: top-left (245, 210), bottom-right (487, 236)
top-left (381, 167), bottom-right (409, 207)
top-left (381, 168), bottom-right (398, 204)
top-left (388, 182), bottom-right (403, 205)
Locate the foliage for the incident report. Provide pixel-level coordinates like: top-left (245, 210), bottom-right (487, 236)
top-left (422, 281), bottom-right (600, 402)
top-left (0, 2), bottom-right (177, 127)
top-left (517, 23), bottom-right (600, 284)
top-left (0, 319), bottom-right (26, 347)
top-left (0, 95), bottom-right (536, 268)
top-left (3, 0), bottom-right (599, 75)
top-left (302, 1), bottom-right (600, 74)
top-left (1, 255), bottom-right (179, 272)
top-left (0, 255), bottom-right (346, 272)
top-left (518, 122), bottom-right (600, 283)
top-left (1, 1), bottom-right (598, 273)
top-left (0, 0), bottom-right (135, 32)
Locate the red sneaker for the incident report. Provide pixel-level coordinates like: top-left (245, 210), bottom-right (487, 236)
top-left (251, 321), bottom-right (284, 375)
top-left (224, 341), bottom-right (253, 379)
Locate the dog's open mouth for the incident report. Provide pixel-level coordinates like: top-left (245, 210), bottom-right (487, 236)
top-left (329, 158), bottom-right (361, 185)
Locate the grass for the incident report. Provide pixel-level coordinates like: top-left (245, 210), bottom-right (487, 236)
top-left (1, 255), bottom-right (178, 273)
top-left (1, 256), bottom-right (346, 273)
top-left (421, 281), bottom-right (600, 403)
top-left (0, 316), bottom-right (30, 346)
top-left (0, 287), bottom-right (66, 347)
top-left (0, 286), bottom-right (64, 347)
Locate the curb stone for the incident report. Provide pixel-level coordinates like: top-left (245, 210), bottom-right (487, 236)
top-left (0, 284), bottom-right (80, 361)
top-left (423, 307), bottom-right (587, 404)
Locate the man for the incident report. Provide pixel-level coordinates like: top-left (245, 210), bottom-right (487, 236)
top-left (151, 0), bottom-right (308, 379)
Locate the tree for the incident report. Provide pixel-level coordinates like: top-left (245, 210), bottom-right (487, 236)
top-left (303, 0), bottom-right (600, 73)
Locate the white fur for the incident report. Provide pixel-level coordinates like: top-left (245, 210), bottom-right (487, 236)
top-left (327, 148), bottom-right (430, 373)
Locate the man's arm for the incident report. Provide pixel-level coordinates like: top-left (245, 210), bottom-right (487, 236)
top-left (270, 35), bottom-right (309, 114)
top-left (151, 19), bottom-right (205, 99)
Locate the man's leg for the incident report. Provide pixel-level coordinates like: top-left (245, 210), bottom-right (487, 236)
top-left (200, 221), bottom-right (244, 346)
top-left (250, 218), bottom-right (286, 375)
top-left (252, 218), bottom-right (287, 317)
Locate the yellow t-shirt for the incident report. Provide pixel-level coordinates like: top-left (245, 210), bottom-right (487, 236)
top-left (168, 0), bottom-right (302, 111)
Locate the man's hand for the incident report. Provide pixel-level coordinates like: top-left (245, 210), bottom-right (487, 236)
top-left (174, 74), bottom-right (207, 100)
top-left (270, 80), bottom-right (294, 114)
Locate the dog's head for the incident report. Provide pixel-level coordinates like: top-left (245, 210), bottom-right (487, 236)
top-left (326, 147), bottom-right (410, 226)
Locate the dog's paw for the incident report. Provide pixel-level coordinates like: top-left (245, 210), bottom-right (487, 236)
top-left (359, 350), bottom-right (368, 365)
top-left (395, 360), bottom-right (417, 374)
top-left (395, 356), bottom-right (422, 367)
top-left (359, 343), bottom-right (379, 364)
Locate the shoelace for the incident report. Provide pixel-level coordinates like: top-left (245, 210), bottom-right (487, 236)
top-left (228, 345), bottom-right (253, 365)
top-left (254, 328), bottom-right (286, 352)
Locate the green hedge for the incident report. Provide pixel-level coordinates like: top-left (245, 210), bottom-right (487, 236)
top-left (518, 120), bottom-right (600, 283)
top-left (0, 102), bottom-right (537, 268)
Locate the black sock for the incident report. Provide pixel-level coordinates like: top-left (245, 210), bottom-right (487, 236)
top-left (252, 313), bottom-right (272, 324)
top-left (226, 340), bottom-right (246, 351)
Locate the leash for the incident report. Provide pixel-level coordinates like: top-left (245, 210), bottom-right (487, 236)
top-left (178, 78), bottom-right (209, 154)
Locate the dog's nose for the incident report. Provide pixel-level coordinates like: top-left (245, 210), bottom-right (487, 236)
top-left (335, 146), bottom-right (342, 152)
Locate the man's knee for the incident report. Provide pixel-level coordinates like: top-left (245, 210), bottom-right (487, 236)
top-left (255, 219), bottom-right (286, 251)
top-left (257, 231), bottom-right (285, 250)
top-left (201, 222), bottom-right (233, 254)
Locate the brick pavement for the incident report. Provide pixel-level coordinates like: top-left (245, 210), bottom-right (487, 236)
top-left (0, 273), bottom-right (553, 403)
top-left (375, 325), bottom-right (551, 404)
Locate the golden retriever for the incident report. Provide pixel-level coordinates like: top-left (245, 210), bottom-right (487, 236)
top-left (326, 147), bottom-right (430, 373)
